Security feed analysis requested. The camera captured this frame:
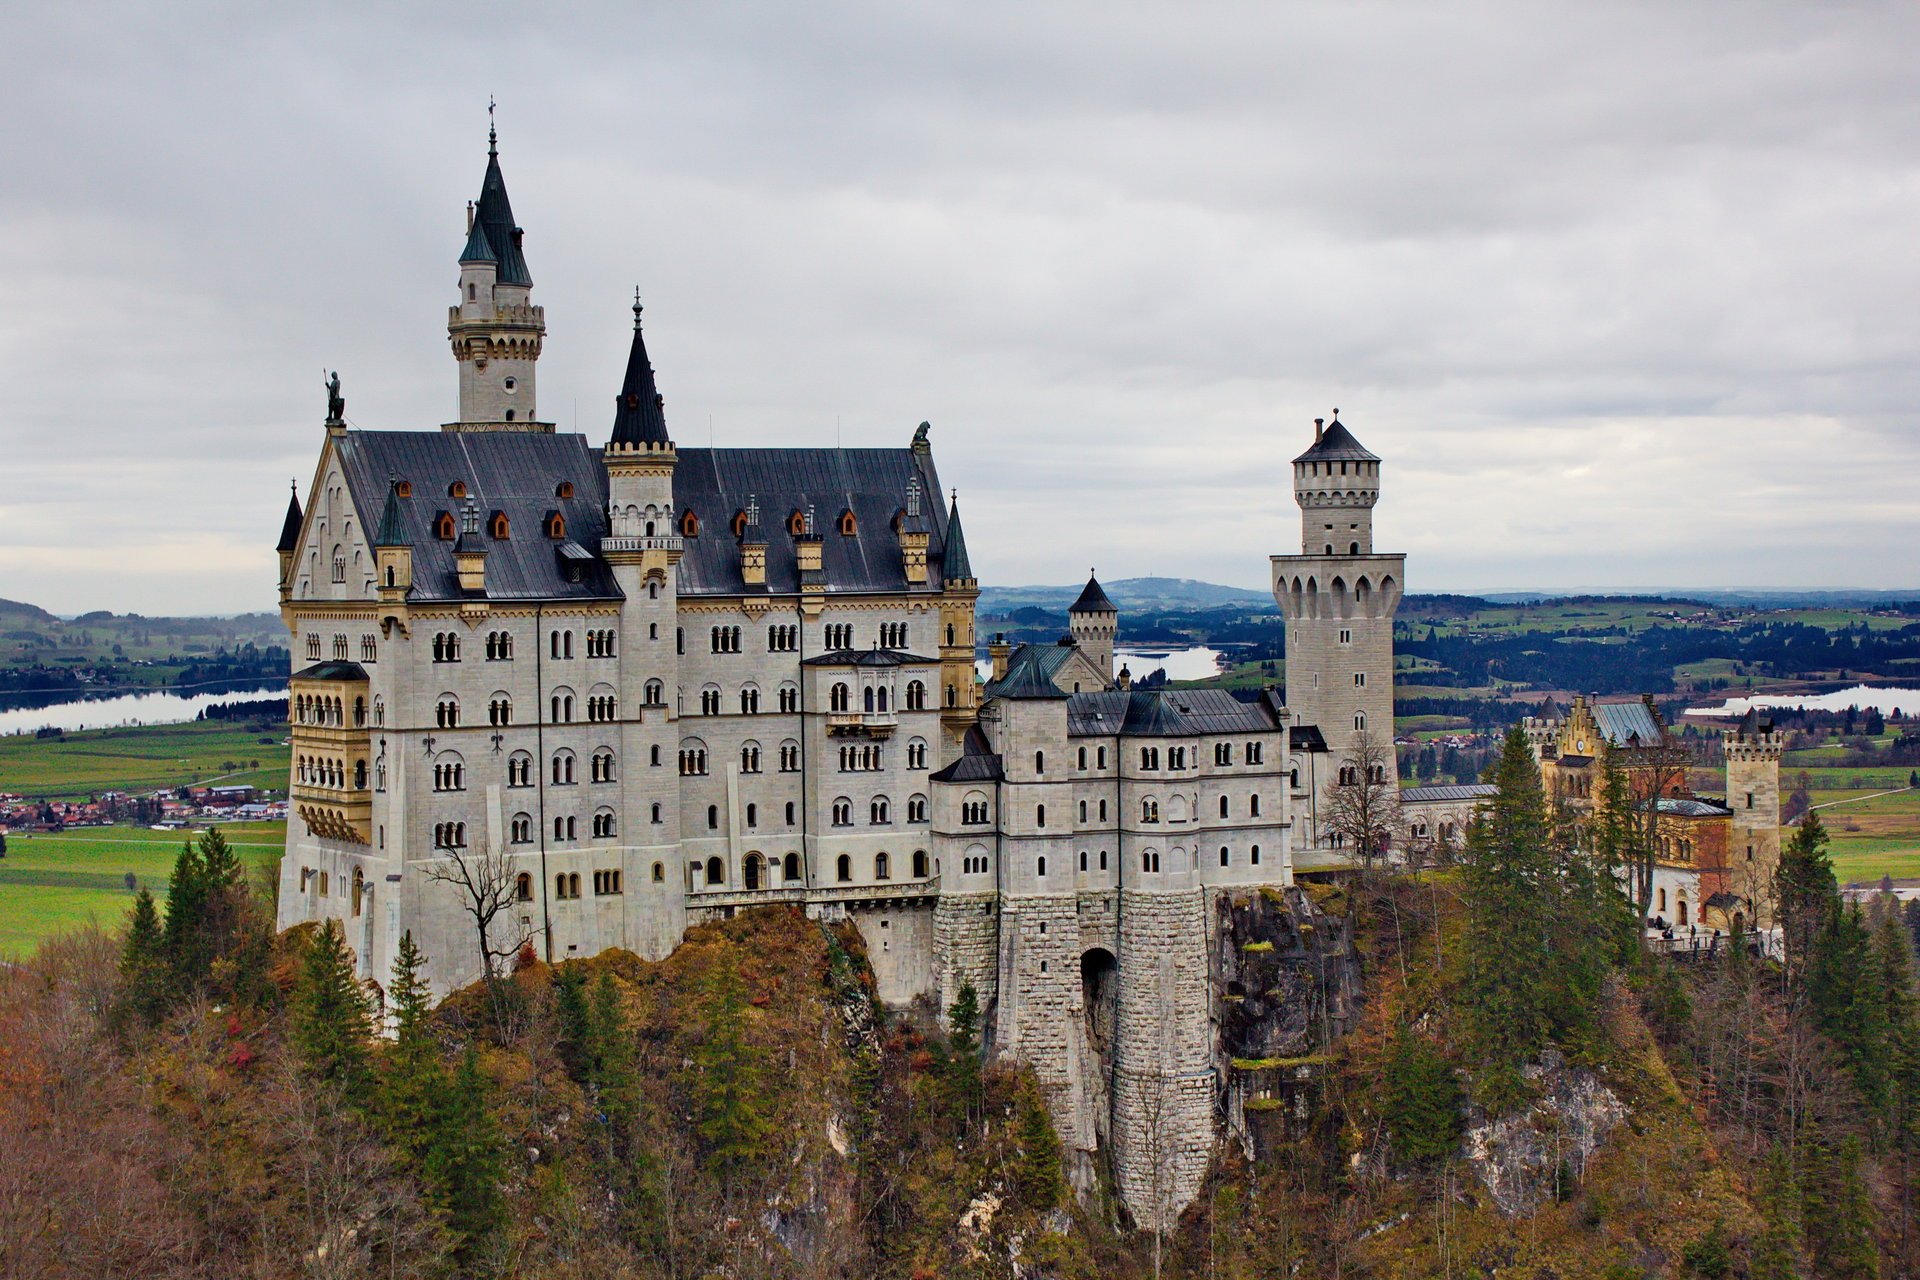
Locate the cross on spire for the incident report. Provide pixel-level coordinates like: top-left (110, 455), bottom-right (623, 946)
top-left (487, 96), bottom-right (497, 153)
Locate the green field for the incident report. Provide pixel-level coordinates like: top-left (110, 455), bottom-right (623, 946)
top-left (0, 720), bottom-right (289, 800)
top-left (0, 822), bottom-right (284, 957)
top-left (1816, 788), bottom-right (1920, 886)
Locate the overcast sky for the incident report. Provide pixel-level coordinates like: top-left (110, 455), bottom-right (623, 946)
top-left (4, 2), bottom-right (1918, 616)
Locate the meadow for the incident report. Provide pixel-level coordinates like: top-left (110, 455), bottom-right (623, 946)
top-left (0, 719), bottom-right (290, 800)
top-left (0, 821), bottom-right (283, 957)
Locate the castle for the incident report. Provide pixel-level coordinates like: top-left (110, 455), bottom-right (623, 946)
top-left (272, 131), bottom-right (1776, 1227)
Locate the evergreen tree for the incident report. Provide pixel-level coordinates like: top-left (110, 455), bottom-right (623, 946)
top-left (118, 888), bottom-right (170, 1027)
top-left (1014, 1080), bottom-right (1065, 1210)
top-left (553, 962), bottom-right (593, 1081)
top-left (1811, 904), bottom-right (1892, 1126)
top-left (376, 931), bottom-right (447, 1169)
top-left (1871, 907), bottom-right (1920, 1145)
top-left (1803, 1138), bottom-right (1880, 1280)
top-left (1459, 726), bottom-right (1555, 1107)
top-left (1749, 1145), bottom-right (1805, 1280)
top-left (426, 1045), bottom-right (508, 1269)
top-left (946, 981), bottom-right (984, 1124)
top-left (1775, 815), bottom-right (1838, 1007)
top-left (290, 919), bottom-right (373, 1095)
top-left (689, 957), bottom-right (768, 1182)
top-left (160, 838), bottom-right (206, 986)
top-left (1380, 1026), bottom-right (1463, 1169)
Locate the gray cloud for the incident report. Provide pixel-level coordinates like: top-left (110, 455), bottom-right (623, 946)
top-left (3, 1), bottom-right (1917, 613)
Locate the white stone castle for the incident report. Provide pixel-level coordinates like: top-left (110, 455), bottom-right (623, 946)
top-left (275, 132), bottom-right (1422, 1224)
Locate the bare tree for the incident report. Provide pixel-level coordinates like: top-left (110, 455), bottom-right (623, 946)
top-left (420, 836), bottom-right (533, 986)
top-left (1617, 740), bottom-right (1691, 925)
top-left (1322, 730), bottom-right (1401, 873)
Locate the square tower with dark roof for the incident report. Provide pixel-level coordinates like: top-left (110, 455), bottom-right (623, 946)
top-left (1271, 414), bottom-right (1405, 818)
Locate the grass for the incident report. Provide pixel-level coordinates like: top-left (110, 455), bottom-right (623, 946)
top-left (0, 822), bottom-right (283, 958)
top-left (1815, 788), bottom-right (1920, 884)
top-left (0, 720), bottom-right (289, 800)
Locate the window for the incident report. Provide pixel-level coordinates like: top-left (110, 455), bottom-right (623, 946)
top-left (1079, 800), bottom-right (1088, 822)
top-left (830, 683), bottom-right (850, 713)
top-left (644, 679), bottom-right (665, 706)
top-left (1215, 743), bottom-right (1231, 766)
top-left (836, 854), bottom-right (852, 882)
top-left (1036, 804), bottom-right (1046, 827)
top-left (739, 686), bottom-right (760, 714)
top-left (833, 798), bottom-right (853, 826)
top-left (1354, 712), bottom-right (1367, 732)
top-left (1248, 742), bottom-right (1263, 765)
top-left (511, 814), bottom-right (532, 844)
top-left (745, 803), bottom-right (757, 828)
top-left (432, 632), bottom-right (461, 663)
top-left (432, 757), bottom-right (465, 791)
top-left (591, 750), bottom-right (616, 783)
top-left (1097, 746), bottom-right (1108, 769)
top-left (825, 623), bottom-right (853, 649)
top-left (591, 810), bottom-right (617, 838)
top-left (552, 751), bottom-right (575, 785)
top-left (908, 795), bottom-right (928, 823)
top-left (906, 739), bottom-right (928, 770)
top-left (874, 851), bottom-right (890, 879)
top-left (681, 509), bottom-right (700, 537)
top-left (653, 862), bottom-right (666, 882)
top-left (741, 742), bottom-right (762, 772)
top-left (1141, 747), bottom-right (1159, 770)
top-left (550, 630), bottom-right (574, 660)
top-left (768, 624), bottom-right (798, 652)
top-left (839, 510), bottom-right (857, 536)
top-left (780, 741), bottom-right (800, 771)
top-left (586, 628), bottom-right (616, 657)
top-left (1100, 849), bottom-right (1109, 870)
top-left (507, 753), bottom-right (532, 787)
top-left (710, 625), bottom-right (742, 654)
top-left (1142, 849), bottom-right (1161, 872)
top-left (485, 630), bottom-right (513, 660)
top-left (1141, 798), bottom-right (1160, 823)
top-left (587, 693), bottom-right (616, 722)
top-left (556, 873), bottom-right (581, 900)
top-left (433, 822), bottom-right (468, 849)
top-left (435, 511), bottom-right (456, 540)
top-left (515, 871), bottom-right (532, 900)
top-left (1034, 750), bottom-right (1045, 774)
top-left (1250, 794), bottom-right (1261, 816)
top-left (1036, 856), bottom-right (1047, 877)
top-left (360, 635), bottom-right (377, 662)
top-left (490, 511), bottom-right (510, 539)
top-left (436, 695), bottom-right (460, 728)
top-left (488, 695), bottom-right (512, 726)
top-left (652, 803), bottom-right (663, 824)
top-left (553, 815), bottom-right (577, 841)
top-left (1251, 844), bottom-right (1261, 865)
top-left (1354, 672), bottom-right (1366, 687)
top-left (912, 850), bottom-right (929, 878)
top-left (963, 798), bottom-right (989, 825)
top-left (307, 634), bottom-right (322, 660)
top-left (785, 801), bottom-right (796, 825)
top-left (679, 745), bottom-right (709, 775)
top-left (905, 680), bottom-right (927, 711)
top-left (551, 692), bottom-right (576, 722)
top-left (1221, 846), bottom-right (1230, 867)
top-left (592, 868), bottom-right (622, 894)
top-left (870, 797), bottom-right (890, 825)
top-left (779, 685), bottom-right (798, 713)
top-left (1219, 795), bottom-right (1229, 818)
top-left (707, 805), bottom-right (720, 830)
top-left (1339, 628), bottom-right (1351, 644)
top-left (546, 511), bottom-right (567, 539)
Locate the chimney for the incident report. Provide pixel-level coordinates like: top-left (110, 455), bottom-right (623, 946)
top-left (1314, 417), bottom-right (1324, 444)
top-left (454, 500), bottom-right (487, 595)
top-left (795, 504), bottom-right (823, 576)
top-left (989, 633), bottom-right (1012, 682)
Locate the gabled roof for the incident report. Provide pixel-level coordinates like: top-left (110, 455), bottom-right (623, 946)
top-left (989, 643), bottom-right (1078, 696)
top-left (1732, 706), bottom-right (1775, 738)
top-left (1064, 688), bottom-right (1279, 737)
top-left (1069, 574), bottom-right (1117, 614)
top-left (1593, 698), bottom-right (1666, 749)
top-left (609, 300), bottom-right (671, 448)
top-left (1293, 416), bottom-right (1378, 464)
top-left (929, 725), bottom-right (1003, 783)
top-left (471, 136), bottom-right (531, 286)
top-left (333, 430), bottom-right (618, 602)
top-left (990, 660), bottom-right (1071, 701)
top-left (290, 660), bottom-right (369, 682)
top-left (800, 648), bottom-right (939, 668)
top-left (1401, 783), bottom-right (1499, 803)
top-left (943, 494), bottom-right (973, 582)
top-left (276, 486), bottom-right (304, 554)
top-left (671, 447), bottom-right (954, 597)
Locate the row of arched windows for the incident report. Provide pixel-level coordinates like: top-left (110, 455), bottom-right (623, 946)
top-left (292, 693), bottom-right (363, 727)
top-left (295, 755), bottom-right (364, 790)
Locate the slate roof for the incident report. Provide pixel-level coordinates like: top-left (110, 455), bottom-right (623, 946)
top-left (1731, 707), bottom-right (1775, 737)
top-left (988, 643), bottom-right (1078, 697)
top-left (1290, 724), bottom-right (1329, 753)
top-left (1293, 417), bottom-right (1379, 465)
top-left (1070, 574), bottom-right (1117, 614)
top-left (929, 725), bottom-right (1003, 783)
top-left (276, 487), bottom-right (304, 554)
top-left (333, 430), bottom-right (619, 602)
top-left (470, 138), bottom-right (531, 285)
top-left (609, 302), bottom-right (671, 448)
top-left (374, 480), bottom-right (407, 546)
top-left (1401, 783), bottom-right (1499, 804)
top-left (459, 218), bottom-right (495, 265)
top-left (1593, 698), bottom-right (1666, 748)
top-left (1657, 797), bottom-right (1733, 818)
top-left (291, 661), bottom-right (369, 682)
top-left (943, 494), bottom-right (974, 582)
top-left (801, 648), bottom-right (938, 668)
top-left (991, 661), bottom-right (1071, 701)
top-left (1532, 696), bottom-right (1564, 722)
top-left (1064, 688), bottom-right (1280, 738)
top-left (671, 447), bottom-right (952, 597)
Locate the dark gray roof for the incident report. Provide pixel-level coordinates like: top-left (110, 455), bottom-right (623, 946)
top-left (1070, 574), bottom-right (1117, 614)
top-left (943, 494), bottom-right (974, 582)
top-left (334, 430), bottom-right (619, 602)
top-left (1290, 724), bottom-right (1328, 753)
top-left (929, 725), bottom-right (1003, 783)
top-left (671, 447), bottom-right (952, 597)
top-left (374, 480), bottom-right (406, 547)
top-left (1400, 783), bottom-right (1499, 804)
top-left (459, 218), bottom-right (495, 265)
top-left (1593, 698), bottom-right (1665, 748)
top-left (1293, 417), bottom-right (1378, 465)
top-left (291, 660), bottom-right (369, 682)
top-left (988, 643), bottom-right (1078, 696)
top-left (1065, 688), bottom-right (1279, 737)
top-left (801, 648), bottom-right (938, 668)
top-left (471, 139), bottom-right (531, 286)
top-left (1556, 754), bottom-right (1594, 767)
top-left (1532, 696), bottom-right (1563, 722)
top-left (991, 661), bottom-right (1071, 701)
top-left (277, 487), bottom-right (304, 554)
top-left (609, 302), bottom-right (671, 448)
top-left (1731, 707), bottom-right (1775, 738)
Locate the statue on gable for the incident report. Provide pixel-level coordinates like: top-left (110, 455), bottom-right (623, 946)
top-left (325, 371), bottom-right (344, 424)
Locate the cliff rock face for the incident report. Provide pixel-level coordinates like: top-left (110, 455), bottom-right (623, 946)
top-left (1463, 1048), bottom-right (1628, 1217)
top-left (1213, 886), bottom-right (1361, 1153)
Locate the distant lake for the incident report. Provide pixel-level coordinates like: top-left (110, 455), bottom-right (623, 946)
top-left (0, 685), bottom-right (286, 737)
top-left (1688, 684), bottom-right (1920, 718)
top-left (976, 646), bottom-right (1225, 685)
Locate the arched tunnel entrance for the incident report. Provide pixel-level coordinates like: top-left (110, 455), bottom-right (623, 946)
top-left (1081, 947), bottom-right (1118, 1148)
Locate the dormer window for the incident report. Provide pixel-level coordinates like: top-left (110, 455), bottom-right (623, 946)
top-left (788, 510), bottom-right (807, 536)
top-left (732, 509), bottom-right (749, 538)
top-left (394, 480), bottom-right (412, 498)
top-left (434, 511), bottom-right (456, 541)
top-left (489, 511), bottom-right (510, 539)
top-left (839, 509), bottom-right (857, 536)
top-left (681, 509), bottom-right (700, 537)
top-left (555, 481), bottom-right (575, 499)
top-left (448, 481), bottom-right (467, 500)
top-left (544, 511), bottom-right (566, 539)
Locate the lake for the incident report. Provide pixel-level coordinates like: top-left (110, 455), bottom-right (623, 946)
top-left (1688, 684), bottom-right (1920, 718)
top-left (0, 685), bottom-right (286, 737)
top-left (976, 646), bottom-right (1225, 685)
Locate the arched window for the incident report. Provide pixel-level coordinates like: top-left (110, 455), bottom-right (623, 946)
top-left (681, 508), bottom-right (700, 537)
top-left (515, 872), bottom-right (532, 900)
top-left (905, 680), bottom-right (926, 711)
top-left (511, 813), bottom-right (532, 843)
top-left (839, 509), bottom-right (857, 536)
top-left (1036, 804), bottom-right (1046, 827)
top-left (1354, 711), bottom-right (1367, 732)
top-left (831, 683), bottom-right (850, 713)
top-left (874, 851), bottom-right (891, 880)
top-left (351, 867), bottom-right (364, 916)
top-left (836, 854), bottom-right (852, 882)
top-left (1034, 750), bottom-right (1045, 774)
top-left (1220, 846), bottom-right (1231, 867)
top-left (784, 852), bottom-right (801, 881)
top-left (1037, 855), bottom-right (1047, 877)
top-left (871, 797), bottom-right (890, 824)
top-left (707, 804), bottom-right (719, 830)
top-left (706, 856), bottom-right (724, 886)
top-left (912, 849), bottom-right (929, 878)
top-left (489, 511), bottom-right (510, 539)
top-left (653, 861), bottom-right (666, 882)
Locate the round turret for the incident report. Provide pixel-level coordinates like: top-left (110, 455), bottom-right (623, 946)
top-left (1292, 411), bottom-right (1380, 556)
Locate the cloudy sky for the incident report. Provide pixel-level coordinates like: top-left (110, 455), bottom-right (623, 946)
top-left (4, 2), bottom-right (1918, 615)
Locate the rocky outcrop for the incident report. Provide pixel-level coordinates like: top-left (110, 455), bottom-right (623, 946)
top-left (1463, 1049), bottom-right (1628, 1217)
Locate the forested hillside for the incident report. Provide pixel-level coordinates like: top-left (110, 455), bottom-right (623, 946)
top-left (4, 745), bottom-right (1918, 1278)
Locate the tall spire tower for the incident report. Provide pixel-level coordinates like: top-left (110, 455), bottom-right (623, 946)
top-left (1271, 412), bottom-right (1405, 812)
top-left (446, 110), bottom-right (548, 431)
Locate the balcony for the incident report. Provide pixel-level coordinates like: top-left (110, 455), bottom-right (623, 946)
top-left (292, 781), bottom-right (372, 845)
top-left (827, 711), bottom-right (897, 738)
top-left (600, 534), bottom-right (684, 555)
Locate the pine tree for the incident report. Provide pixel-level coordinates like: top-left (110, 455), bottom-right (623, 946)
top-left (426, 1045), bottom-right (508, 1269)
top-left (1810, 904), bottom-right (1891, 1125)
top-left (118, 888), bottom-right (170, 1027)
top-left (160, 838), bottom-right (206, 987)
top-left (376, 931), bottom-right (447, 1169)
top-left (553, 962), bottom-right (593, 1081)
top-left (1459, 726), bottom-right (1556, 1108)
top-left (290, 918), bottom-right (373, 1095)
top-left (947, 981), bottom-right (984, 1124)
top-left (1749, 1144), bottom-right (1805, 1280)
top-left (1803, 1137), bottom-right (1880, 1280)
top-left (1014, 1080), bottom-right (1065, 1210)
top-left (1775, 815), bottom-right (1839, 1008)
top-left (1381, 1026), bottom-right (1463, 1169)
top-left (689, 957), bottom-right (768, 1182)
top-left (1871, 907), bottom-right (1920, 1146)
